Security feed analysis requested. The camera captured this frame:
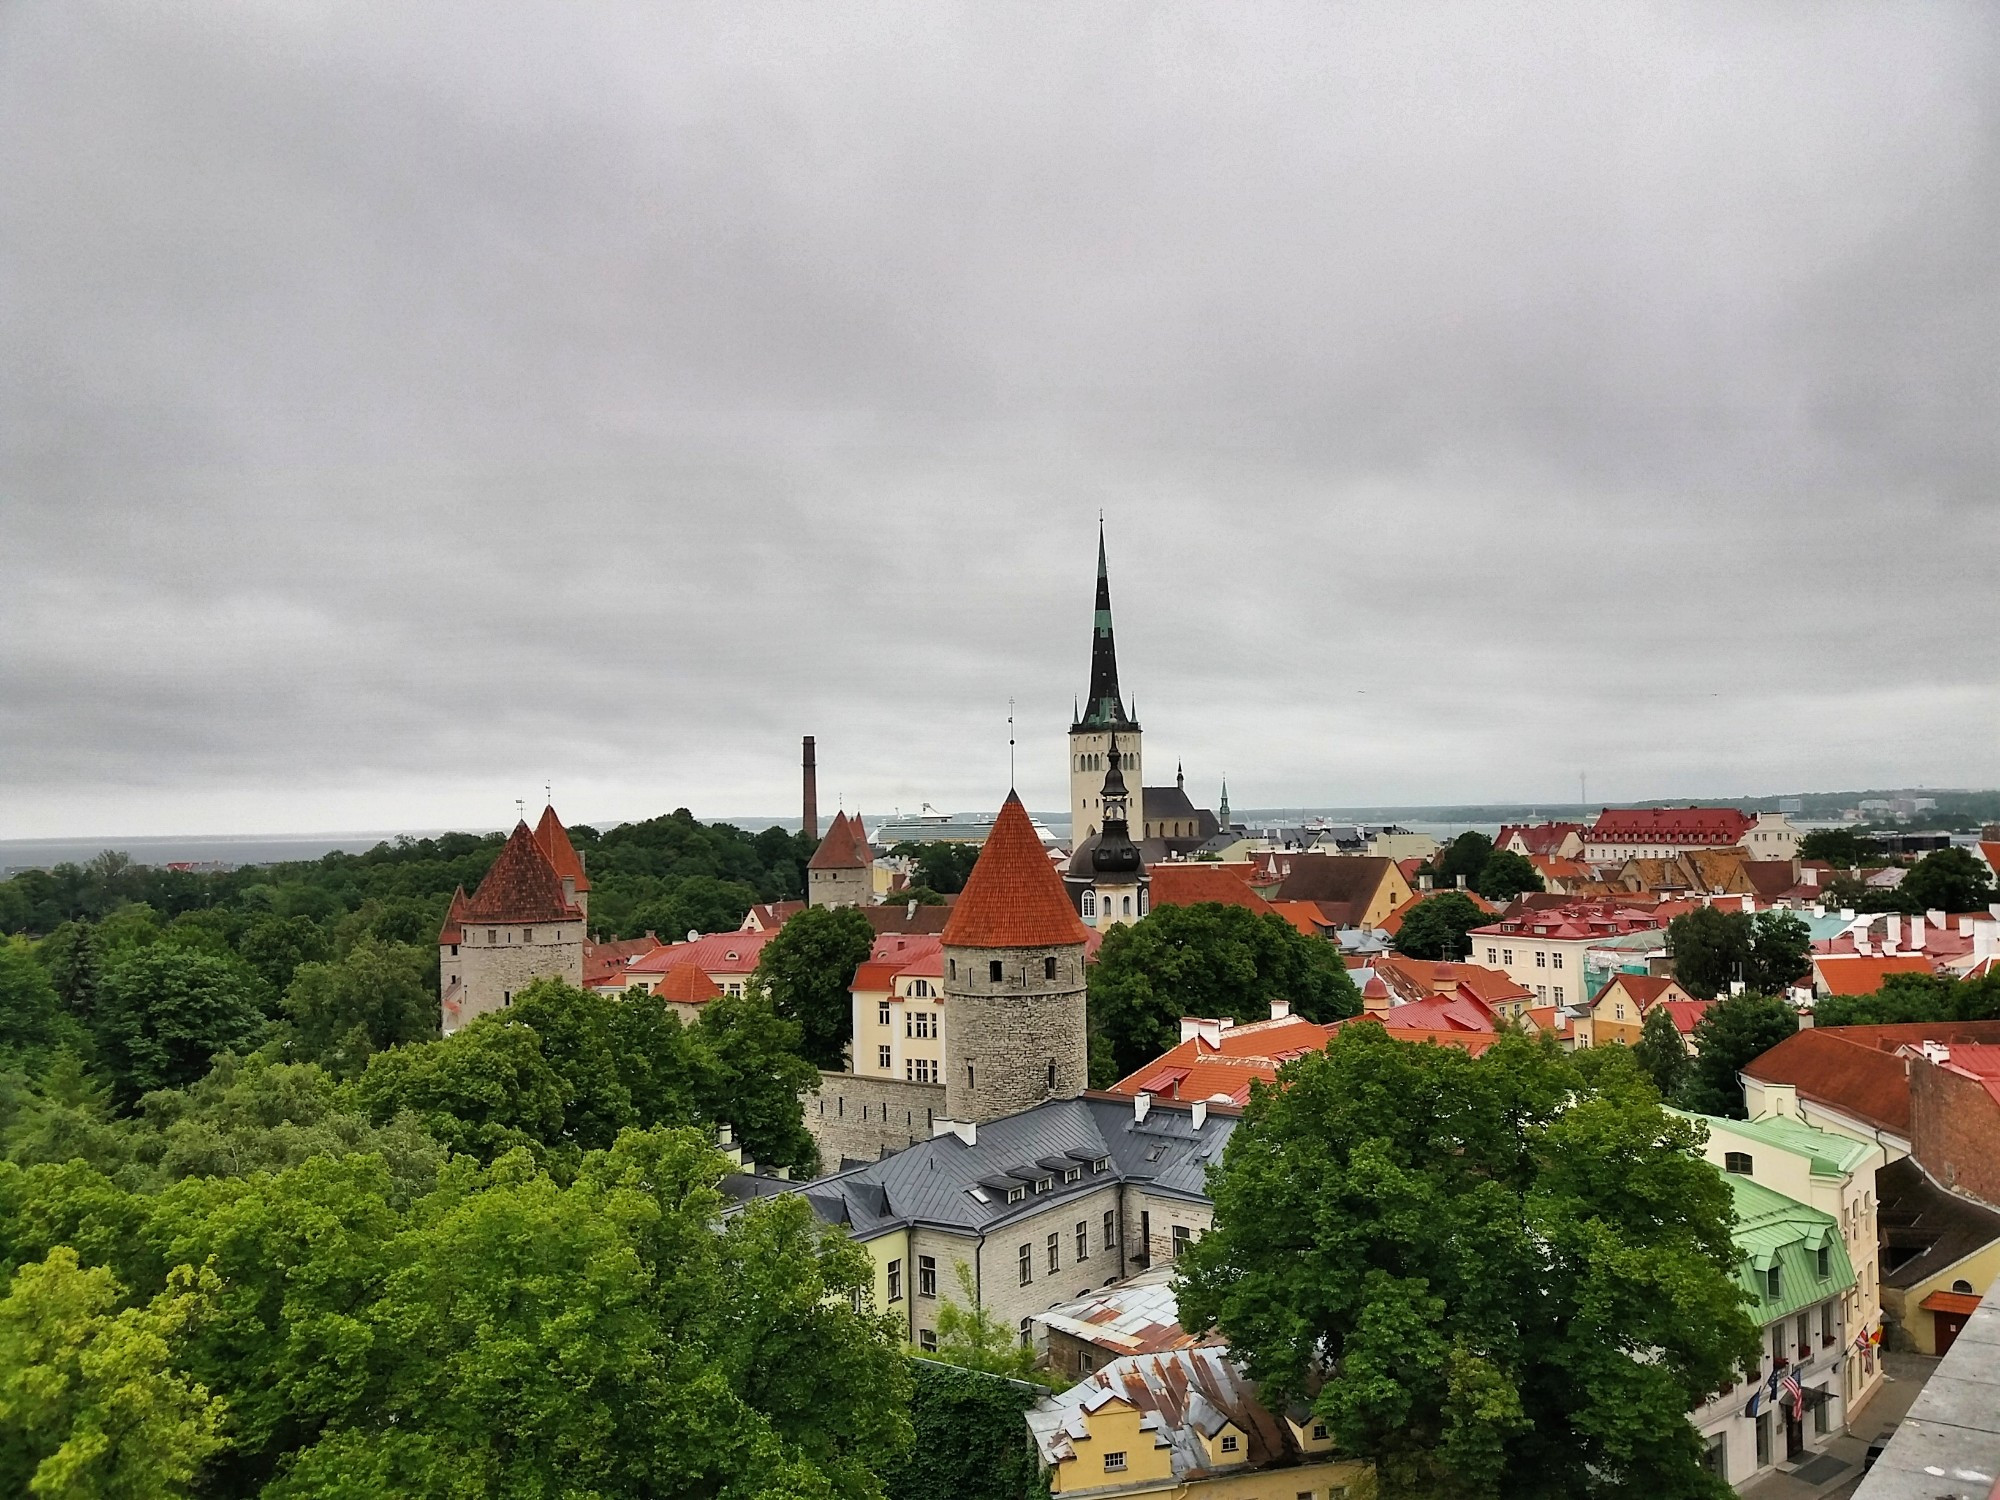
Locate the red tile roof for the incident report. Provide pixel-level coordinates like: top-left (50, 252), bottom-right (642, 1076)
top-left (1377, 889), bottom-right (1499, 938)
top-left (438, 885), bottom-right (471, 945)
top-left (582, 934), bottom-right (659, 985)
top-left (1497, 822), bottom-right (1584, 856)
top-left (1471, 901), bottom-right (1666, 942)
top-left (1108, 1015), bottom-right (1340, 1103)
top-left (627, 929), bottom-right (779, 976)
top-left (1373, 956), bottom-right (1531, 1006)
top-left (461, 822), bottom-right (584, 925)
top-left (655, 964), bottom-right (724, 1003)
top-left (533, 805), bottom-right (591, 893)
top-left (861, 903), bottom-right (953, 936)
top-left (1266, 900), bottom-right (1333, 937)
top-left (1813, 955), bottom-right (1935, 996)
top-left (942, 794), bottom-right (1091, 950)
top-left (1147, 864), bottom-right (1277, 916)
top-left (740, 901), bottom-right (806, 932)
top-left (1741, 1021), bottom-right (2000, 1135)
top-left (1591, 973), bottom-right (1683, 1008)
top-left (808, 811), bottom-right (871, 871)
top-left (1654, 999), bottom-right (1711, 1035)
top-left (1587, 807), bottom-right (1754, 845)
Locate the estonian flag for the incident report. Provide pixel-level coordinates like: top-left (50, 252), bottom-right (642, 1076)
top-left (1742, 1390), bottom-right (1761, 1419)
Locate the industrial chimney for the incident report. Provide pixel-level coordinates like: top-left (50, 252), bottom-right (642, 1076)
top-left (802, 736), bottom-right (818, 841)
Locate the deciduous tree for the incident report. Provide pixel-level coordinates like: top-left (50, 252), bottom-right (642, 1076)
top-left (1665, 907), bottom-right (1752, 1000)
top-left (1473, 850), bottom-right (1544, 902)
top-left (1176, 1027), bottom-right (1757, 1500)
top-left (283, 937), bottom-right (438, 1077)
top-left (1682, 992), bottom-right (1798, 1118)
top-left (1633, 1002), bottom-right (1692, 1101)
top-left (1391, 893), bottom-right (1487, 962)
top-left (752, 905), bottom-right (877, 1070)
top-left (93, 948), bottom-right (269, 1106)
top-left (1893, 846), bottom-right (1997, 915)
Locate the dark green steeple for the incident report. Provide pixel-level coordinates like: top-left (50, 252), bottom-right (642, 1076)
top-left (1074, 524), bottom-right (1139, 733)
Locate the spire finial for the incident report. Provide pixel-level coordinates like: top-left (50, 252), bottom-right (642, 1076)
top-left (1008, 699), bottom-right (1016, 790)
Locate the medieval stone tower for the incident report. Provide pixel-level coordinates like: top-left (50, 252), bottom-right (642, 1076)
top-left (1069, 525), bottom-right (1143, 843)
top-left (439, 807), bottom-right (587, 1034)
top-left (807, 810), bottom-right (873, 908)
top-left (941, 792), bottom-right (1092, 1124)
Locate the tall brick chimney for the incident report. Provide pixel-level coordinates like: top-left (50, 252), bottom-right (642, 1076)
top-left (802, 736), bottom-right (818, 842)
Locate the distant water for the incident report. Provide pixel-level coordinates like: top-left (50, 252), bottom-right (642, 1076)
top-left (0, 832), bottom-right (446, 874)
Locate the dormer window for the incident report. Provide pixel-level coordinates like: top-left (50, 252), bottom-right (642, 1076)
top-left (1034, 1176), bottom-right (1053, 1194)
top-left (1064, 1166), bottom-right (1081, 1184)
top-left (1005, 1185), bottom-right (1025, 1204)
top-left (1725, 1152), bottom-right (1753, 1175)
top-left (1091, 1156), bottom-right (1109, 1173)
top-left (1082, 890), bottom-right (1097, 917)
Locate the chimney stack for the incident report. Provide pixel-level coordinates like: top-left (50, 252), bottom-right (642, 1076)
top-left (802, 736), bottom-right (819, 842)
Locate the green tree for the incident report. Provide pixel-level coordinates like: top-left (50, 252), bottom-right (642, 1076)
top-left (752, 905), bottom-right (877, 1070)
top-left (884, 1358), bottom-right (1046, 1500)
top-left (890, 842), bottom-right (982, 896)
top-left (690, 992), bottom-right (821, 1178)
top-left (1665, 907), bottom-right (1753, 1000)
top-left (1429, 832), bottom-right (1494, 892)
top-left (1473, 850), bottom-right (1544, 902)
top-left (0, 1248), bottom-right (227, 1499)
top-left (1632, 1003), bottom-right (1692, 1101)
top-left (931, 1263), bottom-right (1039, 1381)
top-left (236, 914), bottom-right (332, 998)
top-left (1746, 909), bottom-right (1812, 996)
top-left (1893, 846), bottom-right (1997, 914)
top-left (355, 1020), bottom-right (567, 1165)
top-left (1683, 992), bottom-right (1798, 1118)
top-left (283, 937), bottom-right (438, 1077)
top-left (1175, 1027), bottom-right (1757, 1500)
top-left (1797, 829), bottom-right (1879, 866)
top-left (1813, 969), bottom-right (2000, 1028)
top-left (1392, 893), bottom-right (1488, 962)
top-left (93, 948), bottom-right (269, 1106)
top-left (0, 944), bottom-right (64, 1063)
top-left (35, 925), bottom-right (101, 1023)
top-left (1088, 903), bottom-right (1361, 1083)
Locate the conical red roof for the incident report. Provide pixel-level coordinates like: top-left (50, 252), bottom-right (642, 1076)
top-left (809, 811), bottom-right (870, 871)
top-left (463, 822), bottom-right (583, 924)
top-left (942, 794), bottom-right (1089, 950)
top-left (533, 805), bottom-right (591, 892)
top-left (438, 885), bottom-right (471, 944)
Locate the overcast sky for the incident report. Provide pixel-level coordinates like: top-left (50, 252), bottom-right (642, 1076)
top-left (3, 3), bottom-right (1997, 840)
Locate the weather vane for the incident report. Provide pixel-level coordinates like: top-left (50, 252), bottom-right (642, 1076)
top-left (1008, 698), bottom-right (1016, 787)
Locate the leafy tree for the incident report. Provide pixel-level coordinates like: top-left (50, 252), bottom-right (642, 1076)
top-left (355, 1020), bottom-right (567, 1165)
top-left (890, 842), bottom-right (982, 896)
top-left (1392, 892), bottom-right (1488, 962)
top-left (625, 875), bottom-right (762, 943)
top-left (931, 1263), bottom-right (1039, 1381)
top-left (0, 944), bottom-right (64, 1063)
top-left (0, 1247), bottom-right (227, 1499)
top-left (1175, 1027), bottom-right (1758, 1500)
top-left (752, 905), bottom-right (877, 1070)
top-left (92, 948), bottom-right (269, 1106)
top-left (1428, 831), bottom-right (1494, 892)
top-left (1683, 992), bottom-right (1798, 1118)
top-left (884, 1358), bottom-right (1046, 1500)
top-left (1633, 1002), bottom-right (1692, 1101)
top-left (1088, 903), bottom-right (1361, 1083)
top-left (1797, 829), bottom-right (1879, 866)
top-left (35, 925), bottom-right (101, 1023)
top-left (1746, 909), bottom-right (1812, 996)
top-left (283, 937), bottom-right (438, 1077)
top-left (1665, 907), bottom-right (1754, 1000)
top-left (236, 914), bottom-right (332, 998)
top-left (1473, 850), bottom-right (1543, 902)
top-left (690, 992), bottom-right (821, 1178)
top-left (1893, 846), bottom-right (1998, 914)
top-left (1815, 970), bottom-right (2000, 1027)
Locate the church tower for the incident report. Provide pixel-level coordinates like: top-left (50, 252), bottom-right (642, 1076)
top-left (941, 792), bottom-right (1091, 1124)
top-left (1074, 736), bottom-right (1148, 930)
top-left (1069, 525), bottom-right (1142, 844)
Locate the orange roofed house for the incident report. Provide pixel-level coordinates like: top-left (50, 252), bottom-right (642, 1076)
top-left (1571, 973), bottom-right (1703, 1050)
top-left (440, 808), bottom-right (590, 1034)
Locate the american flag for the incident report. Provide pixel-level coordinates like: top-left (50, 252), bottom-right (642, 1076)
top-left (1780, 1370), bottom-right (1804, 1415)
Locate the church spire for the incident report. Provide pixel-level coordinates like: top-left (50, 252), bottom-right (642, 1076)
top-left (1075, 522), bottom-right (1139, 732)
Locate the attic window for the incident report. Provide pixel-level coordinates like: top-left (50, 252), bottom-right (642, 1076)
top-left (1005, 1186), bottom-right (1025, 1204)
top-left (1765, 1265), bottom-right (1781, 1298)
top-left (1034, 1176), bottom-right (1053, 1194)
top-left (1817, 1246), bottom-right (1831, 1278)
top-left (1145, 1144), bottom-right (1168, 1162)
top-left (1724, 1152), bottom-right (1753, 1175)
top-left (1091, 1157), bottom-right (1109, 1173)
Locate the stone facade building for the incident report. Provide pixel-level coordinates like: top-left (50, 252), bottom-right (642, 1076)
top-left (439, 809), bottom-right (588, 1034)
top-left (1065, 738), bottom-right (1150, 931)
top-left (808, 810), bottom-right (873, 909)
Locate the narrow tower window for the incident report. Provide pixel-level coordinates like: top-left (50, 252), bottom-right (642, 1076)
top-left (1044, 955), bottom-right (1058, 980)
top-left (1047, 1059), bottom-right (1057, 1091)
top-left (989, 960), bottom-right (1003, 983)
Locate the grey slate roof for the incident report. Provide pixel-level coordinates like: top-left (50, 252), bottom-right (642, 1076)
top-left (1877, 1155), bottom-right (2000, 1292)
top-left (761, 1093), bottom-right (1239, 1240)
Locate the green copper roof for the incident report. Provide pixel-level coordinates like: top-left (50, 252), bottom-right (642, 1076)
top-left (1727, 1173), bottom-right (1854, 1322)
top-left (1684, 1110), bottom-right (1874, 1177)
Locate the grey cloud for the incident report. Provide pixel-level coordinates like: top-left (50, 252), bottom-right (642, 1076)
top-left (2, 1), bottom-right (1996, 838)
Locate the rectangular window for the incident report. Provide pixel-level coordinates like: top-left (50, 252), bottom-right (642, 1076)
top-left (1017, 1244), bottom-right (1032, 1285)
top-left (1770, 1326), bottom-right (1785, 1366)
top-left (1220, 1434), bottom-right (1239, 1453)
top-left (1755, 1411), bottom-right (1771, 1467)
top-left (1503, 949), bottom-right (1514, 965)
top-left (1063, 1166), bottom-right (1081, 1183)
top-left (1091, 1156), bottom-right (1109, 1173)
top-left (1312, 1422), bottom-right (1329, 1440)
top-left (1820, 1302), bottom-right (1833, 1341)
top-left (1076, 1222), bottom-right (1089, 1260)
top-left (1005, 1186), bottom-right (1024, 1204)
top-left (1766, 1266), bottom-right (1781, 1299)
top-left (887, 1260), bottom-right (902, 1302)
top-left (1796, 1313), bottom-right (1809, 1354)
top-left (1172, 1224), bottom-right (1192, 1260)
top-left (1487, 948), bottom-right (1498, 964)
top-left (1103, 1453), bottom-right (1127, 1473)
top-left (879, 1045), bottom-right (892, 1070)
top-left (1140, 1210), bottom-right (1150, 1259)
top-left (1103, 1210), bottom-right (1116, 1248)
top-left (879, 1002), bottom-right (890, 1025)
top-left (1725, 1152), bottom-right (1753, 1175)
top-left (1817, 1245), bottom-right (1830, 1278)
top-left (1536, 952), bottom-right (1546, 968)
top-left (487, 929), bottom-right (497, 944)
top-left (918, 1256), bottom-right (936, 1297)
top-left (522, 927), bottom-right (533, 943)
top-left (1554, 986), bottom-right (1564, 1003)
top-left (989, 960), bottom-right (1003, 983)
top-left (1046, 1232), bottom-right (1060, 1273)
top-left (918, 1329), bottom-right (938, 1352)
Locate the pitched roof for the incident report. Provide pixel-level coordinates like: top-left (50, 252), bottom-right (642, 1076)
top-left (1654, 999), bottom-right (1711, 1035)
top-left (808, 811), bottom-right (871, 871)
top-left (1109, 1015), bottom-right (1339, 1104)
top-left (461, 822), bottom-right (584, 924)
top-left (1372, 956), bottom-right (1531, 1006)
top-left (438, 885), bottom-right (471, 944)
top-left (740, 901), bottom-right (806, 932)
top-left (1270, 855), bottom-right (1399, 923)
top-left (1739, 1022), bottom-right (2000, 1136)
top-left (1265, 900), bottom-right (1334, 937)
top-left (861, 903), bottom-right (953, 937)
top-left (532, 805), bottom-right (591, 892)
top-left (1497, 822), bottom-right (1584, 855)
top-left (626, 928), bottom-right (780, 976)
top-left (1376, 888), bottom-right (1498, 937)
top-left (582, 934), bottom-right (659, 985)
top-left (1813, 954), bottom-right (1935, 996)
top-left (1591, 973), bottom-right (1686, 1009)
top-left (1587, 807), bottom-right (1755, 845)
top-left (942, 794), bottom-right (1091, 950)
top-left (1876, 1154), bottom-right (2000, 1292)
top-left (655, 964), bottom-right (724, 1003)
top-left (1724, 1174), bottom-right (1854, 1321)
top-left (1147, 864), bottom-right (1277, 916)
top-left (1700, 1109), bottom-right (1876, 1176)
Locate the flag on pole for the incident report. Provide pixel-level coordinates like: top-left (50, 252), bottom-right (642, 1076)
top-left (1781, 1370), bottom-right (1804, 1416)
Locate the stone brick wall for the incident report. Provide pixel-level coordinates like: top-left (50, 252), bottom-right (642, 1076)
top-left (809, 866), bottom-right (870, 908)
top-left (806, 1071), bottom-right (946, 1171)
top-left (444, 925), bottom-right (584, 1033)
top-left (942, 941), bottom-right (1089, 1122)
top-left (1912, 1056), bottom-right (2000, 1210)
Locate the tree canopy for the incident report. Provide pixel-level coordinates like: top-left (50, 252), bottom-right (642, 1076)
top-left (1681, 991), bottom-right (1799, 1117)
top-left (1665, 907), bottom-right (1810, 1001)
top-left (1427, 832), bottom-right (1494, 892)
top-left (1087, 903), bottom-right (1361, 1084)
top-left (1175, 1028), bottom-right (1758, 1500)
top-left (1796, 829), bottom-right (1881, 866)
top-left (1391, 893), bottom-right (1488, 962)
top-left (1891, 846), bottom-right (1997, 915)
top-left (1814, 969), bottom-right (2000, 1028)
top-left (752, 905), bottom-right (878, 1072)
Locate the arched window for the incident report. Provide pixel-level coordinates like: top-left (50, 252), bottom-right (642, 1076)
top-left (1122, 895), bottom-right (1132, 916)
top-left (1139, 889), bottom-right (1148, 915)
top-left (1082, 890), bottom-right (1097, 918)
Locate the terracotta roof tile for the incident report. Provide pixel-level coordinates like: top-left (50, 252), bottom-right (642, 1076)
top-left (1147, 864), bottom-right (1277, 916)
top-left (626, 929), bottom-right (779, 976)
top-left (1813, 955), bottom-right (1935, 996)
top-left (808, 812), bottom-right (870, 871)
top-left (438, 885), bottom-right (471, 944)
top-left (461, 823), bottom-right (583, 925)
top-left (533, 805), bottom-right (590, 892)
top-left (1741, 1021), bottom-right (2000, 1135)
top-left (655, 965), bottom-right (724, 1003)
top-left (942, 794), bottom-right (1091, 950)
top-left (1587, 807), bottom-right (1754, 844)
